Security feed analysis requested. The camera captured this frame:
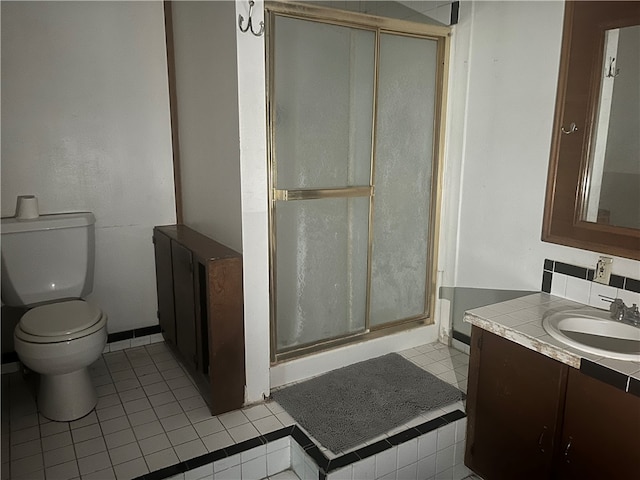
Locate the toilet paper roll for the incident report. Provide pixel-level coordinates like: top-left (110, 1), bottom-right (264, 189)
top-left (15, 195), bottom-right (39, 220)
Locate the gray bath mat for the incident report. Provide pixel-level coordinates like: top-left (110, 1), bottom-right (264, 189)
top-left (271, 352), bottom-right (465, 453)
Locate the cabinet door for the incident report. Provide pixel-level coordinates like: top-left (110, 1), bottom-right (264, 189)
top-left (466, 327), bottom-right (567, 480)
top-left (153, 231), bottom-right (176, 346)
top-left (557, 368), bottom-right (640, 479)
top-left (171, 241), bottom-right (197, 370)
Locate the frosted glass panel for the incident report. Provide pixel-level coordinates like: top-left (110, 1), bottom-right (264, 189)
top-left (370, 34), bottom-right (438, 326)
top-left (276, 197), bottom-right (369, 350)
top-left (273, 16), bottom-right (375, 189)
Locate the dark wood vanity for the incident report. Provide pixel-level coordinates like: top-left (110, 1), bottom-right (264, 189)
top-left (465, 326), bottom-right (640, 479)
top-left (153, 224), bottom-right (245, 415)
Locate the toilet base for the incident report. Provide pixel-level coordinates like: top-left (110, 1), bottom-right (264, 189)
top-left (38, 368), bottom-right (97, 422)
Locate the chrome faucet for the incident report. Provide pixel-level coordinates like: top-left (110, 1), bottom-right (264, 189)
top-left (609, 298), bottom-right (640, 327)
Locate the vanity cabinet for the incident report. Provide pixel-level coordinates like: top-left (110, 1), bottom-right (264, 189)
top-left (153, 225), bottom-right (245, 415)
top-left (556, 368), bottom-right (640, 479)
top-left (465, 326), bottom-right (640, 480)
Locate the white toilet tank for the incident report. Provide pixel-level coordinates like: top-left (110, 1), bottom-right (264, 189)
top-left (1, 212), bottom-right (96, 307)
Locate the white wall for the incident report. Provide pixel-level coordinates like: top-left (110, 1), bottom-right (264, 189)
top-left (235, 0), bottom-right (271, 403)
top-left (1, 1), bottom-right (176, 334)
top-left (171, 1), bottom-right (243, 253)
top-left (442, 0), bottom-right (640, 296)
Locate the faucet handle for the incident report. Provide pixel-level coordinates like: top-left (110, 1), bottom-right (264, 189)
top-left (609, 298), bottom-right (626, 320)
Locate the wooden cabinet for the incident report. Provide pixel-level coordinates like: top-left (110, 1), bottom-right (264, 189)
top-left (465, 326), bottom-right (567, 479)
top-left (466, 326), bottom-right (640, 480)
top-left (557, 368), bottom-right (640, 479)
top-left (153, 225), bottom-right (245, 415)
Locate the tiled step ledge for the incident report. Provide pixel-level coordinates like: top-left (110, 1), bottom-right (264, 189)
top-left (135, 409), bottom-right (469, 480)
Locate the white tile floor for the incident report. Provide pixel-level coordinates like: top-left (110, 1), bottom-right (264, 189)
top-left (1, 340), bottom-right (470, 480)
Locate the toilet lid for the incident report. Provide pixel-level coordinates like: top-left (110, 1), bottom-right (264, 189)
top-left (20, 300), bottom-right (103, 337)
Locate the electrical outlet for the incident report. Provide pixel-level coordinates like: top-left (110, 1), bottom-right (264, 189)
top-left (593, 256), bottom-right (613, 285)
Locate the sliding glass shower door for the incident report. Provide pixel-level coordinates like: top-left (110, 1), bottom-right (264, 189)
top-left (268, 7), bottom-right (445, 359)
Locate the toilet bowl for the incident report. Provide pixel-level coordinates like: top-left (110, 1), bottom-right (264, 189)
top-left (14, 300), bottom-right (107, 421)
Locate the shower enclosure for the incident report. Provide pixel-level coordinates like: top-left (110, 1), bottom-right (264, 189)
top-left (266, 2), bottom-right (450, 361)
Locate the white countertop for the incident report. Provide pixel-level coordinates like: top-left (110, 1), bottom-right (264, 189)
top-left (463, 293), bottom-right (640, 382)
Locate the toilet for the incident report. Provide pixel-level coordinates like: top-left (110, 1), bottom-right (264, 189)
top-left (1, 212), bottom-right (108, 421)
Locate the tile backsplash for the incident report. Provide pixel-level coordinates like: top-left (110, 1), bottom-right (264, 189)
top-left (541, 259), bottom-right (640, 310)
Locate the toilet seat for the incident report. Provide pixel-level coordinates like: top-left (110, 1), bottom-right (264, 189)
top-left (15, 300), bottom-right (106, 344)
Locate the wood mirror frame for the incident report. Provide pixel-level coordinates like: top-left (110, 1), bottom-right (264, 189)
top-left (543, 0), bottom-right (640, 260)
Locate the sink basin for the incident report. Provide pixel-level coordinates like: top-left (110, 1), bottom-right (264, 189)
top-left (542, 309), bottom-right (640, 361)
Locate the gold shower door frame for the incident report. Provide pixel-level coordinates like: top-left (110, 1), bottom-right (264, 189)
top-left (266, 1), bottom-right (451, 363)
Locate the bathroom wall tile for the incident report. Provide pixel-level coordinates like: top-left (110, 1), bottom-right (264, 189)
top-left (130, 336), bottom-right (151, 348)
top-left (109, 339), bottom-right (132, 352)
top-left (550, 273), bottom-right (567, 297)
top-left (184, 462), bottom-right (213, 480)
top-left (417, 453), bottom-right (436, 480)
top-left (616, 288), bottom-right (640, 309)
top-left (564, 277), bottom-right (591, 305)
top-left (397, 437), bottom-right (418, 469)
top-left (375, 446), bottom-right (397, 479)
top-left (241, 455), bottom-right (267, 480)
top-left (214, 453), bottom-right (241, 473)
top-left (455, 418), bottom-right (467, 443)
top-left (436, 423), bottom-right (456, 452)
top-left (437, 466), bottom-right (455, 479)
top-left (215, 464), bottom-right (241, 480)
top-left (241, 444), bottom-right (266, 463)
top-left (396, 462), bottom-right (417, 480)
top-left (267, 446), bottom-right (290, 476)
top-left (588, 282), bottom-right (617, 310)
top-left (435, 444), bottom-right (455, 474)
top-left (418, 431), bottom-right (437, 459)
top-left (327, 466), bottom-right (352, 480)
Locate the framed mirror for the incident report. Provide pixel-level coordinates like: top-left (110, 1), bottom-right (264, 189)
top-left (543, 1), bottom-right (640, 260)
